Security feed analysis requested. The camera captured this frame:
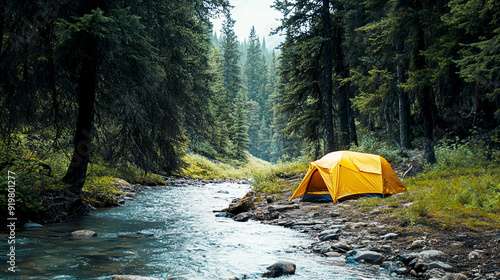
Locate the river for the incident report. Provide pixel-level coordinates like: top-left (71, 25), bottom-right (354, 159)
top-left (5, 183), bottom-right (396, 279)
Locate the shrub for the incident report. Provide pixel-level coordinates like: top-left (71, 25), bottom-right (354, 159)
top-left (82, 176), bottom-right (121, 207)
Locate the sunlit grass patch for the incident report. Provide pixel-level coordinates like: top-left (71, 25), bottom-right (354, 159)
top-left (178, 153), bottom-right (272, 179)
top-left (251, 158), bottom-right (309, 194)
top-left (82, 176), bottom-right (123, 207)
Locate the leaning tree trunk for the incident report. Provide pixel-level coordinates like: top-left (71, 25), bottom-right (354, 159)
top-left (62, 33), bottom-right (98, 194)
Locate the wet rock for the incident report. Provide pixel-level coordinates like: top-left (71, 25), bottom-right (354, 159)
top-left (71, 230), bottom-right (97, 238)
top-left (319, 233), bottom-right (339, 241)
top-left (112, 276), bottom-right (160, 280)
top-left (330, 241), bottom-right (352, 253)
top-left (263, 261), bottom-right (296, 278)
top-left (23, 222), bottom-right (43, 228)
top-left (312, 242), bottom-right (331, 254)
top-left (167, 276), bottom-right (189, 280)
top-left (233, 212), bottom-right (253, 222)
top-left (227, 198), bottom-right (255, 215)
top-left (347, 250), bottom-right (384, 264)
top-left (215, 212), bottom-right (232, 218)
top-left (468, 249), bottom-right (484, 260)
top-left (324, 251), bottom-right (342, 257)
top-left (117, 234), bottom-right (143, 238)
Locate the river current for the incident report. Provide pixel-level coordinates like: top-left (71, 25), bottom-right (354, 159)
top-left (4, 183), bottom-right (396, 279)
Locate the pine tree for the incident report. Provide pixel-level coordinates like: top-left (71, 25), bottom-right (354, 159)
top-left (220, 10), bottom-right (249, 161)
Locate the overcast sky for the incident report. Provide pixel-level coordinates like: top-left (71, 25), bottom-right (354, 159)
top-left (211, 0), bottom-right (284, 49)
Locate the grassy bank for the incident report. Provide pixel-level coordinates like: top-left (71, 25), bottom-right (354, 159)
top-left (249, 141), bottom-right (500, 231)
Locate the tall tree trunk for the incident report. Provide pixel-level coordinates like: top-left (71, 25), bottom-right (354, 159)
top-left (320, 0), bottom-right (336, 154)
top-left (396, 36), bottom-right (411, 149)
top-left (415, 27), bottom-right (436, 164)
top-left (62, 34), bottom-right (98, 194)
top-left (331, 18), bottom-right (351, 149)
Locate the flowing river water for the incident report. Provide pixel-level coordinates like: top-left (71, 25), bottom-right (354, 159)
top-left (5, 183), bottom-right (397, 279)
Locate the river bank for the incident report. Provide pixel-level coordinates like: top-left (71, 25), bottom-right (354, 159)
top-left (228, 186), bottom-right (500, 280)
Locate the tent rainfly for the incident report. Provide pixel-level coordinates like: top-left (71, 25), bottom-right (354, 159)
top-left (289, 151), bottom-right (407, 203)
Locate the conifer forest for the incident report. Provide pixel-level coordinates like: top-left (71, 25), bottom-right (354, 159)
top-left (0, 1), bottom-right (499, 216)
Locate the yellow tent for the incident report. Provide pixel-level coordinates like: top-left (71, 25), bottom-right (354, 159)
top-left (289, 151), bottom-right (406, 203)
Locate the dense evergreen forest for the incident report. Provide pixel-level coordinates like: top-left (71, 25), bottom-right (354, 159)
top-left (1, 0), bottom-right (499, 206)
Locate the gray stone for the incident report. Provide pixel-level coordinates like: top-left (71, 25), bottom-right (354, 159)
top-left (381, 233), bottom-right (398, 239)
top-left (350, 250), bottom-right (384, 264)
top-left (233, 212), bottom-right (253, 222)
top-left (468, 249), bottom-right (485, 260)
top-left (319, 233), bottom-right (339, 241)
top-left (407, 239), bottom-right (426, 250)
top-left (319, 229), bottom-right (341, 237)
top-left (427, 261), bottom-right (453, 271)
top-left (330, 241), bottom-right (352, 253)
top-left (324, 251), bottom-right (342, 257)
top-left (263, 261), bottom-right (296, 278)
top-left (312, 242), bottom-right (331, 254)
top-left (417, 250), bottom-right (445, 259)
top-left (71, 230), bottom-right (97, 238)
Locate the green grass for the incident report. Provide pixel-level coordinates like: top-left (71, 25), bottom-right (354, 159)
top-left (396, 143), bottom-right (500, 229)
top-left (178, 152), bottom-right (272, 180)
top-left (251, 158), bottom-right (309, 194)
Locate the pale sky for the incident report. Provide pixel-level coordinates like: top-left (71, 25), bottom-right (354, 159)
top-left (211, 0), bottom-right (284, 49)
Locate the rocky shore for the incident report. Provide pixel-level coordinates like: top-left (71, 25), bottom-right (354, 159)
top-left (220, 189), bottom-right (500, 280)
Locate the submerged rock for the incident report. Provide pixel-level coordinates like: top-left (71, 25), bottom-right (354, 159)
top-left (167, 276), bottom-right (189, 280)
top-left (71, 230), bottom-right (97, 238)
top-left (23, 222), bottom-right (43, 228)
top-left (233, 212), bottom-right (253, 222)
top-left (263, 261), bottom-right (296, 278)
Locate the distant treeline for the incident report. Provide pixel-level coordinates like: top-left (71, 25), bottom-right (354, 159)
top-left (1, 0), bottom-right (499, 194)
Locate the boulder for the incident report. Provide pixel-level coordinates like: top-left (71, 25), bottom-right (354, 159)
top-left (227, 198), bottom-right (255, 215)
top-left (233, 212), bottom-right (253, 222)
top-left (347, 251), bottom-right (384, 264)
top-left (71, 230), bottom-right (97, 238)
top-left (263, 261), bottom-right (296, 278)
top-left (112, 276), bottom-right (160, 280)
